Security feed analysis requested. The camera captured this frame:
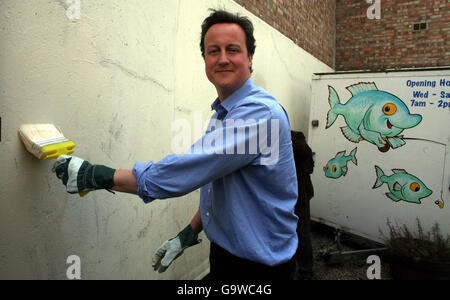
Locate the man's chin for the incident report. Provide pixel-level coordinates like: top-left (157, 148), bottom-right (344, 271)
top-left (214, 80), bottom-right (234, 91)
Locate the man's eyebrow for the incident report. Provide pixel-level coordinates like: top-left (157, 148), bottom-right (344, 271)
top-left (206, 43), bottom-right (242, 49)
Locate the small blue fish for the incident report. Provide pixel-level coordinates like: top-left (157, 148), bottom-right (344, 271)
top-left (372, 165), bottom-right (432, 204)
top-left (326, 82), bottom-right (422, 152)
top-left (323, 147), bottom-right (358, 179)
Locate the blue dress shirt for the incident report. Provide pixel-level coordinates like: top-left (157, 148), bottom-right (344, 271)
top-left (133, 78), bottom-right (298, 266)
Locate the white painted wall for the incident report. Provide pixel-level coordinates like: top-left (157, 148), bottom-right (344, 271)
top-left (0, 0), bottom-right (332, 279)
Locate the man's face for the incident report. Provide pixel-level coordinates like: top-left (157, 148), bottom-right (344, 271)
top-left (204, 23), bottom-right (253, 102)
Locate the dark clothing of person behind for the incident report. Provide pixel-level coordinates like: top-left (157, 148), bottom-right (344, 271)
top-left (208, 242), bottom-right (296, 280)
top-left (291, 131), bottom-right (315, 279)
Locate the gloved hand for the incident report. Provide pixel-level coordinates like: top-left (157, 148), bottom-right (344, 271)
top-left (152, 224), bottom-right (201, 273)
top-left (52, 155), bottom-right (116, 194)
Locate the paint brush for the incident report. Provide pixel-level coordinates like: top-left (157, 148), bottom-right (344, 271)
top-left (19, 124), bottom-right (76, 159)
top-left (18, 124), bottom-right (88, 196)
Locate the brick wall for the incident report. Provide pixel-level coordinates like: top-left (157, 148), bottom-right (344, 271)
top-left (234, 0), bottom-right (336, 68)
top-left (335, 0), bottom-right (450, 71)
top-left (234, 0), bottom-right (449, 71)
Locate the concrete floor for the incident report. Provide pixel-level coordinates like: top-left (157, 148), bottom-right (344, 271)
top-left (306, 221), bottom-right (392, 280)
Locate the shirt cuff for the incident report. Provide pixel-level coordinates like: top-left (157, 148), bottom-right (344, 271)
top-left (132, 161), bottom-right (156, 203)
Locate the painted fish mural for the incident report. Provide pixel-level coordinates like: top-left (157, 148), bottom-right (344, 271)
top-left (372, 165), bottom-right (432, 204)
top-left (326, 82), bottom-right (422, 152)
top-left (323, 147), bottom-right (357, 179)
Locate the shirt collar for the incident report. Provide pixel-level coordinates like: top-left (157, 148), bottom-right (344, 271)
top-left (210, 78), bottom-right (255, 116)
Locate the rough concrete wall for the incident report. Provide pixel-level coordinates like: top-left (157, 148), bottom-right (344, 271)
top-left (0, 0), bottom-right (332, 279)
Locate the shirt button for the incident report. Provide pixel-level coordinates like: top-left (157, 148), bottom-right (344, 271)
top-left (206, 212), bottom-right (210, 217)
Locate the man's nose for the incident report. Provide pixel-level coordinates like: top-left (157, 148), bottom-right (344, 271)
top-left (218, 50), bottom-right (230, 65)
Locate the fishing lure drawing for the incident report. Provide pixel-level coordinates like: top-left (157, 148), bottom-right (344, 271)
top-left (372, 165), bottom-right (433, 204)
top-left (435, 199), bottom-right (445, 209)
top-left (323, 147), bottom-right (358, 179)
top-left (326, 82), bottom-right (423, 152)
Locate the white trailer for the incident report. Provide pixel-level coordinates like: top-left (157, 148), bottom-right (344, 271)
top-left (308, 68), bottom-right (450, 243)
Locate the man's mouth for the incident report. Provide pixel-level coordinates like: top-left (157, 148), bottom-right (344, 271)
top-left (387, 120), bottom-right (392, 129)
top-left (216, 70), bottom-right (233, 73)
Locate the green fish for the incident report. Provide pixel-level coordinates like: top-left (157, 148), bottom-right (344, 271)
top-left (326, 82), bottom-right (422, 152)
top-left (372, 165), bottom-right (432, 204)
top-left (323, 147), bottom-right (357, 179)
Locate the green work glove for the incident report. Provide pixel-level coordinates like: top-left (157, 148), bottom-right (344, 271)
top-left (152, 225), bottom-right (201, 273)
top-left (52, 155), bottom-right (116, 194)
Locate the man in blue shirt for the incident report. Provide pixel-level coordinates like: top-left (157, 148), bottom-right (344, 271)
top-left (53, 9), bottom-right (298, 280)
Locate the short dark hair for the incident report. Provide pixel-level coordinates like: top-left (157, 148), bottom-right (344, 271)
top-left (200, 9), bottom-right (256, 59)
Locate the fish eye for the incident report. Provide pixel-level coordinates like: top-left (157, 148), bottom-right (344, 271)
top-left (332, 165), bottom-right (337, 172)
top-left (410, 182), bottom-right (420, 192)
top-left (383, 103), bottom-right (397, 115)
